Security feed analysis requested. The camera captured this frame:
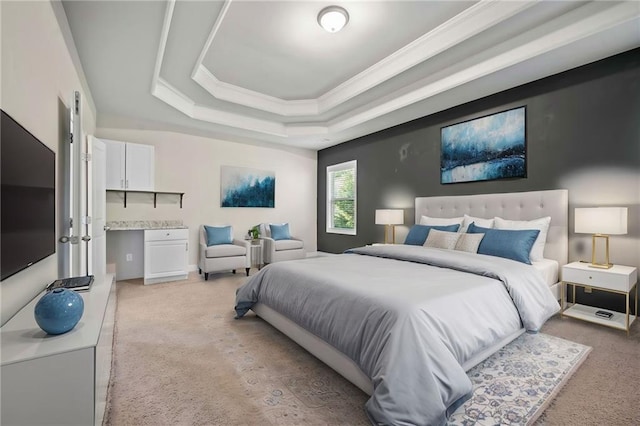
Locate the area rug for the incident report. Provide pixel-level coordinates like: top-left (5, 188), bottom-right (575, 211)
top-left (104, 276), bottom-right (591, 425)
top-left (448, 332), bottom-right (591, 425)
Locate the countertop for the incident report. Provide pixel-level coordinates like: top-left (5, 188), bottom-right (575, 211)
top-left (106, 220), bottom-right (187, 231)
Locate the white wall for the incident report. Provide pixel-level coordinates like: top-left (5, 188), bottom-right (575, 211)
top-left (96, 128), bottom-right (317, 275)
top-left (0, 1), bottom-right (97, 326)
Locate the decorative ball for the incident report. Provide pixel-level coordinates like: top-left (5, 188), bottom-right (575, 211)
top-left (34, 288), bottom-right (84, 335)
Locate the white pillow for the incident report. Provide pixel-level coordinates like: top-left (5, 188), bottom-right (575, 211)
top-left (419, 215), bottom-right (464, 228)
top-left (424, 229), bottom-right (461, 250)
top-left (454, 233), bottom-right (485, 253)
top-left (494, 216), bottom-right (551, 262)
top-left (461, 214), bottom-right (494, 232)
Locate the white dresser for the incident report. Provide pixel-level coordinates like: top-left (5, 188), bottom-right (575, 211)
top-left (1, 274), bottom-right (116, 426)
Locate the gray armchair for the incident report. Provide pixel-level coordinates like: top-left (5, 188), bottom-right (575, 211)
top-left (259, 223), bottom-right (305, 264)
top-left (198, 225), bottom-right (250, 280)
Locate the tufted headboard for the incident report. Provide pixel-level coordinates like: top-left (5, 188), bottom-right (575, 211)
top-left (415, 189), bottom-right (568, 266)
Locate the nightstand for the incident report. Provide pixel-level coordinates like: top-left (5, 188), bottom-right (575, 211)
top-left (561, 262), bottom-right (638, 335)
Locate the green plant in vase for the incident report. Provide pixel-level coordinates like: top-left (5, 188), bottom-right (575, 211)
top-left (249, 225), bottom-right (260, 241)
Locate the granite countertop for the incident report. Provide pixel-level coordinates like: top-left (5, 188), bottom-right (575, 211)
top-left (106, 220), bottom-right (187, 231)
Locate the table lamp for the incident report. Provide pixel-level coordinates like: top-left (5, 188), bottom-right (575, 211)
top-left (375, 209), bottom-right (404, 244)
top-left (574, 207), bottom-right (627, 268)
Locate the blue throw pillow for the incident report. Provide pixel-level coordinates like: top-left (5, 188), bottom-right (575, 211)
top-left (467, 223), bottom-right (540, 264)
top-left (404, 224), bottom-right (460, 246)
top-left (270, 223), bottom-right (291, 241)
top-left (204, 225), bottom-right (233, 246)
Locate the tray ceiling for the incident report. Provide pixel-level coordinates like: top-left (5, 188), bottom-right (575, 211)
top-left (61, 0), bottom-right (640, 150)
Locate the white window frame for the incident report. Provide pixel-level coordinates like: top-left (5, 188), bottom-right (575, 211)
top-left (326, 160), bottom-right (357, 235)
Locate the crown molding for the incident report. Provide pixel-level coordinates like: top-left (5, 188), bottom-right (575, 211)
top-left (193, 65), bottom-right (319, 116)
top-left (328, 1), bottom-right (640, 133)
top-left (316, 0), bottom-right (537, 113)
top-left (189, 0), bottom-right (538, 116)
top-left (151, 0), bottom-right (639, 144)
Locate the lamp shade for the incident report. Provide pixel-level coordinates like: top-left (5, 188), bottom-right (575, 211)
top-left (375, 209), bottom-right (404, 225)
top-left (575, 207), bottom-right (628, 235)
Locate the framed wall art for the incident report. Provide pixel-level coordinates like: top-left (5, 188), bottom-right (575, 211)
top-left (441, 106), bottom-right (526, 184)
top-left (220, 166), bottom-right (275, 207)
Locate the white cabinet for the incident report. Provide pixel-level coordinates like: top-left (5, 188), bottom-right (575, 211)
top-left (1, 274), bottom-right (116, 426)
top-left (144, 228), bottom-right (189, 285)
top-left (104, 139), bottom-right (155, 191)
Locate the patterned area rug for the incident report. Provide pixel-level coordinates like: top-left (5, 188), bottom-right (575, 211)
top-left (448, 333), bottom-right (591, 425)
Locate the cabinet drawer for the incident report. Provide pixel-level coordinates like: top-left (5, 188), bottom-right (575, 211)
top-left (563, 265), bottom-right (636, 292)
top-left (144, 228), bottom-right (188, 242)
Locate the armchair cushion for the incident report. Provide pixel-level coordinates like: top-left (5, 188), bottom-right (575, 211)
top-left (204, 243), bottom-right (246, 259)
top-left (269, 223), bottom-right (291, 241)
top-left (274, 239), bottom-right (303, 251)
top-left (204, 225), bottom-right (233, 246)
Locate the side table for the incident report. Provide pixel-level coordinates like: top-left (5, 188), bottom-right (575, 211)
top-left (561, 261), bottom-right (637, 335)
top-left (249, 239), bottom-right (263, 271)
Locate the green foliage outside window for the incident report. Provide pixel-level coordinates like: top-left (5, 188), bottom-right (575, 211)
top-left (331, 169), bottom-right (355, 229)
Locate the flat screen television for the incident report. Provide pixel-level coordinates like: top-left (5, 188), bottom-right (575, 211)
top-left (1, 110), bottom-right (56, 281)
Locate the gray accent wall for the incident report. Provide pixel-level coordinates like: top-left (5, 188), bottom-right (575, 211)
top-left (318, 48), bottom-right (640, 268)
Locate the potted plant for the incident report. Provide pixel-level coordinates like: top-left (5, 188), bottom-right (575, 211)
top-left (248, 225), bottom-right (260, 242)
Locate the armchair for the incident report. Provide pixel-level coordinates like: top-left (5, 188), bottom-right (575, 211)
top-left (259, 223), bottom-right (306, 264)
top-left (198, 225), bottom-right (250, 280)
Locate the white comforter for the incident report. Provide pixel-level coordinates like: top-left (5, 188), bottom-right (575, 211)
top-left (235, 245), bottom-right (559, 425)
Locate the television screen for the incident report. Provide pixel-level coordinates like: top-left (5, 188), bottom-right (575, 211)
top-left (1, 110), bottom-right (56, 281)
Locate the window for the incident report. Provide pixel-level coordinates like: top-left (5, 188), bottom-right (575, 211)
top-left (326, 160), bottom-right (357, 235)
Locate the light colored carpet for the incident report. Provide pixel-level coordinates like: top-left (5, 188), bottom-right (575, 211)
top-left (104, 272), bottom-right (639, 425)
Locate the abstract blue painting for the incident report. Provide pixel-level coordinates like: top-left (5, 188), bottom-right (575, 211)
top-left (441, 106), bottom-right (526, 184)
top-left (220, 166), bottom-right (275, 207)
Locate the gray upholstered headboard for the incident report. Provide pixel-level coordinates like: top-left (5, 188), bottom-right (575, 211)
top-left (415, 189), bottom-right (568, 266)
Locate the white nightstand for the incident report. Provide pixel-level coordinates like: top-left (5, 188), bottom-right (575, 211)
top-left (561, 261), bottom-right (638, 335)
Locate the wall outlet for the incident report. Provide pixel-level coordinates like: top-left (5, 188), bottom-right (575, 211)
top-left (126, 253), bottom-right (133, 262)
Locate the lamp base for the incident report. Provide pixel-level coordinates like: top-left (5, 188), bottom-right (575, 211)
top-left (589, 234), bottom-right (612, 269)
top-left (383, 224), bottom-right (396, 245)
top-left (588, 262), bottom-right (613, 269)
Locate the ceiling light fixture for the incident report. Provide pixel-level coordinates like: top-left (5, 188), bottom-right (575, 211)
top-left (317, 6), bottom-right (349, 33)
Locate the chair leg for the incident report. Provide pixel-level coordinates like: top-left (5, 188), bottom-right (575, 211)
top-left (232, 269), bottom-right (236, 274)
top-left (245, 268), bottom-right (250, 276)
top-left (204, 272), bottom-right (209, 281)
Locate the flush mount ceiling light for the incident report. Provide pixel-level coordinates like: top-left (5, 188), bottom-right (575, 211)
top-left (317, 6), bottom-right (349, 33)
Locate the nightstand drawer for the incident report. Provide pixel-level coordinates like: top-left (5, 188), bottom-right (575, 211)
top-left (563, 264), bottom-right (637, 292)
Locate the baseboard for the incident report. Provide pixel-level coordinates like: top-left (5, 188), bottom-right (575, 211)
top-left (144, 273), bottom-right (189, 285)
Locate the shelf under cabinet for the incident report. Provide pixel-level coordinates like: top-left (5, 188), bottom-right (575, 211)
top-left (106, 189), bottom-right (184, 208)
top-left (562, 303), bottom-right (636, 331)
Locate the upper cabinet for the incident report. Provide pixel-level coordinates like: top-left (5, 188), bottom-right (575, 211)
top-left (103, 139), bottom-right (155, 191)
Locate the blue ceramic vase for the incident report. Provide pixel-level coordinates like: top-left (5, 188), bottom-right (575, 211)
top-left (34, 288), bottom-right (84, 335)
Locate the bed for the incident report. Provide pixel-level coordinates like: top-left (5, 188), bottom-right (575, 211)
top-left (235, 189), bottom-right (567, 425)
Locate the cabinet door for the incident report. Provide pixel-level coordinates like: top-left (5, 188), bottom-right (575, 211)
top-left (103, 140), bottom-right (125, 190)
top-left (1, 349), bottom-right (94, 425)
top-left (144, 240), bottom-right (188, 279)
top-left (125, 143), bottom-right (154, 191)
